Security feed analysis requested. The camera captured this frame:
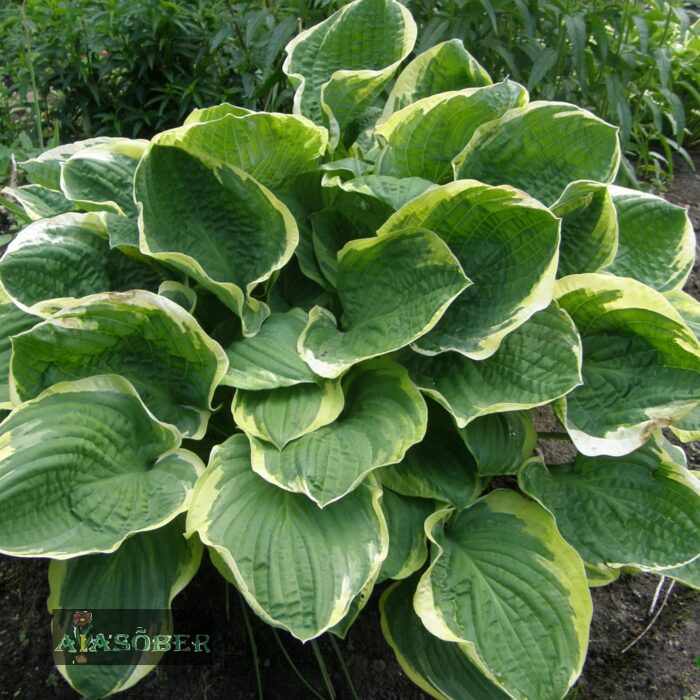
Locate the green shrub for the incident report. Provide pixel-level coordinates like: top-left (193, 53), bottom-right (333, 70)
top-left (1, 1), bottom-right (699, 698)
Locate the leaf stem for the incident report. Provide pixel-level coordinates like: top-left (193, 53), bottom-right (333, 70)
top-left (328, 636), bottom-right (359, 700)
top-left (271, 629), bottom-right (325, 700)
top-left (311, 639), bottom-right (336, 699)
top-left (238, 592), bottom-right (263, 700)
top-left (19, 2), bottom-right (44, 149)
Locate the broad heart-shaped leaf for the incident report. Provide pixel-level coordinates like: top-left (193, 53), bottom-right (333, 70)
top-left (382, 39), bottom-right (492, 118)
top-left (518, 442), bottom-right (700, 572)
top-left (551, 180), bottom-right (618, 277)
top-left (249, 358), bottom-right (427, 507)
top-left (221, 309), bottom-right (318, 390)
top-left (376, 82), bottom-right (528, 183)
top-left (602, 185), bottom-right (696, 292)
top-left (378, 489), bottom-right (433, 583)
top-left (283, 0), bottom-right (416, 147)
top-left (415, 491), bottom-right (591, 700)
top-left (298, 229), bottom-right (469, 378)
top-left (135, 144), bottom-right (298, 337)
top-left (10, 290), bottom-right (228, 439)
top-left (47, 518), bottom-right (202, 699)
top-left (0, 375), bottom-right (203, 558)
top-left (460, 411), bottom-right (537, 476)
top-left (380, 402), bottom-right (485, 509)
top-left (554, 274), bottom-right (700, 456)
top-left (380, 577), bottom-right (510, 700)
top-left (0, 212), bottom-right (162, 316)
top-left (60, 139), bottom-right (147, 217)
top-left (379, 181), bottom-right (559, 359)
top-left (153, 112), bottom-right (328, 191)
top-left (402, 302), bottom-right (582, 428)
top-left (233, 379), bottom-right (344, 449)
top-left (1, 184), bottom-right (74, 220)
top-left (0, 288), bottom-right (35, 409)
top-left (185, 434), bottom-right (388, 642)
top-left (453, 101), bottom-right (621, 206)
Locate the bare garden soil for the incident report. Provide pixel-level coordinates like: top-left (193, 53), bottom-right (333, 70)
top-left (1, 157), bottom-right (700, 699)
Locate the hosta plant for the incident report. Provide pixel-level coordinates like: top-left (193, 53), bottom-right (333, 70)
top-left (1, 1), bottom-right (699, 697)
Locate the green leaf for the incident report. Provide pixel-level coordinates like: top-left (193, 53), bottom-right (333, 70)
top-left (1, 184), bottom-right (74, 220)
top-left (380, 577), bottom-right (510, 700)
top-left (299, 228), bottom-right (469, 378)
top-left (555, 273), bottom-right (700, 456)
top-left (0, 288), bottom-right (36, 409)
top-left (460, 411), bottom-right (537, 476)
top-left (454, 102), bottom-right (621, 206)
top-left (380, 402), bottom-right (485, 509)
top-left (233, 379), bottom-right (344, 449)
top-left (153, 112), bottom-right (328, 191)
top-left (518, 443), bottom-right (700, 572)
top-left (158, 280), bottom-right (197, 313)
top-left (283, 0), bottom-right (416, 147)
top-left (0, 375), bottom-right (203, 558)
top-left (602, 186), bottom-right (696, 292)
top-left (183, 103), bottom-right (252, 125)
top-left (135, 145), bottom-right (299, 336)
top-left (376, 82), bottom-right (528, 183)
top-left (383, 39), bottom-right (492, 117)
top-left (664, 555), bottom-right (700, 590)
top-left (186, 434), bottom-right (388, 641)
top-left (47, 518), bottom-right (202, 698)
top-left (403, 302), bottom-right (582, 427)
top-left (321, 173), bottom-right (436, 212)
top-left (415, 491), bottom-right (591, 700)
top-left (380, 181), bottom-right (559, 359)
top-left (249, 358), bottom-right (427, 506)
top-left (551, 181), bottom-right (619, 277)
top-left (665, 289), bottom-right (700, 339)
top-left (10, 290), bottom-right (228, 439)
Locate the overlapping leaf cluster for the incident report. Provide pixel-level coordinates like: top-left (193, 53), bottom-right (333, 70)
top-left (1, 1), bottom-right (699, 698)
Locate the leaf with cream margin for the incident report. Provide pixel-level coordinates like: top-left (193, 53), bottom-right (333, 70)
top-left (1, 184), bottom-right (74, 220)
top-left (283, 0), bottom-right (416, 147)
top-left (0, 287), bottom-right (35, 409)
top-left (249, 358), bottom-right (427, 507)
top-left (554, 273), bottom-right (700, 456)
top-left (0, 375), bottom-right (203, 558)
top-left (453, 101), bottom-right (621, 206)
top-left (298, 228), bottom-right (469, 378)
top-left (10, 290), bottom-right (228, 439)
top-left (414, 490), bottom-right (591, 700)
top-left (135, 144), bottom-right (298, 336)
top-left (602, 186), bottom-right (695, 292)
top-left (47, 517), bottom-right (202, 698)
top-left (183, 102), bottom-right (252, 125)
top-left (185, 434), bottom-right (388, 641)
top-left (402, 302), bottom-right (582, 427)
top-left (379, 181), bottom-right (559, 359)
top-left (376, 81), bottom-right (527, 183)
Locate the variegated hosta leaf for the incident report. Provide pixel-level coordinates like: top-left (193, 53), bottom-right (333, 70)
top-left (60, 139), bottom-right (148, 217)
top-left (664, 555), bottom-right (700, 590)
top-left (283, 0), bottom-right (416, 147)
top-left (329, 576), bottom-right (376, 639)
top-left (221, 309), bottom-right (318, 390)
top-left (380, 577), bottom-right (510, 700)
top-left (551, 180), bottom-right (618, 276)
top-left (376, 82), bottom-right (528, 183)
top-left (104, 212), bottom-right (140, 248)
top-left (183, 102), bottom-right (252, 125)
top-left (158, 280), bottom-right (197, 313)
top-left (153, 112), bottom-right (328, 191)
top-left (233, 378), bottom-right (344, 449)
top-left (10, 290), bottom-right (228, 438)
top-left (0, 212), bottom-right (161, 315)
top-left (459, 411), bottom-right (537, 476)
top-left (453, 102), bottom-right (621, 206)
top-left (186, 434), bottom-right (388, 641)
top-left (1, 184), bottom-right (74, 220)
top-left (415, 491), bottom-right (591, 700)
top-left (0, 288), bottom-right (35, 409)
top-left (299, 228), bottom-right (469, 378)
top-left (378, 489), bottom-right (433, 583)
top-left (47, 518), bottom-right (202, 698)
top-left (249, 358), bottom-right (427, 507)
top-left (382, 39), bottom-right (492, 118)
top-left (585, 564), bottom-right (621, 588)
top-left (602, 186), bottom-right (696, 292)
top-left (668, 403), bottom-right (700, 443)
top-left (380, 402), bottom-right (484, 509)
top-left (555, 273), bottom-right (700, 456)
top-left (0, 375), bottom-right (203, 558)
top-left (403, 302), bottom-right (582, 427)
top-left (518, 442), bottom-right (700, 572)
top-left (666, 289), bottom-right (700, 338)
top-left (135, 144), bottom-right (298, 336)
top-left (379, 181), bottom-right (559, 359)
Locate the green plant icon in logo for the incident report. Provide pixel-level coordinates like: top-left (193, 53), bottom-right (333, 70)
top-left (71, 610), bottom-right (93, 664)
